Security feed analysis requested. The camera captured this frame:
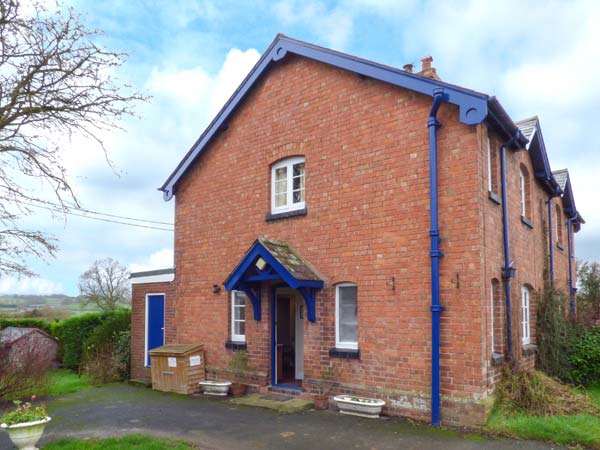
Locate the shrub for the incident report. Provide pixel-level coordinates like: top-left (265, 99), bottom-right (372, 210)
top-left (0, 318), bottom-right (54, 334)
top-left (536, 287), bottom-right (581, 383)
top-left (82, 309), bottom-right (131, 383)
top-left (0, 335), bottom-right (53, 399)
top-left (54, 312), bottom-right (105, 371)
top-left (569, 326), bottom-right (600, 386)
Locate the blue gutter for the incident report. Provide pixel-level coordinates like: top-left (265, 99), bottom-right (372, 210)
top-left (500, 132), bottom-right (520, 365)
top-left (547, 198), bottom-right (555, 287)
top-left (567, 214), bottom-right (577, 317)
top-left (428, 89), bottom-right (448, 426)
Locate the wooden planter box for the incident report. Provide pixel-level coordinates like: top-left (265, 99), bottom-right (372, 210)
top-left (149, 344), bottom-right (205, 394)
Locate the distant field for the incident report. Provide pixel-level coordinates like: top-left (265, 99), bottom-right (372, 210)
top-left (0, 294), bottom-right (104, 318)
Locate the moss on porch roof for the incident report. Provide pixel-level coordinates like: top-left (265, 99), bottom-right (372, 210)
top-left (258, 237), bottom-right (320, 281)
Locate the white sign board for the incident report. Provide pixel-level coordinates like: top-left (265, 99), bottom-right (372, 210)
top-left (189, 355), bottom-right (202, 367)
top-left (167, 357), bottom-right (177, 368)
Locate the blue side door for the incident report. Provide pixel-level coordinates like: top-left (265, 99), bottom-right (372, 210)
top-left (146, 294), bottom-right (165, 367)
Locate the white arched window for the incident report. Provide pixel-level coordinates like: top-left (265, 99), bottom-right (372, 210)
top-left (271, 156), bottom-right (305, 214)
top-left (521, 286), bottom-right (531, 345)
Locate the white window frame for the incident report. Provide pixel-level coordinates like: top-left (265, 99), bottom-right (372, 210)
top-left (487, 135), bottom-right (493, 192)
top-left (335, 283), bottom-right (358, 350)
top-left (490, 282), bottom-right (495, 353)
top-left (231, 290), bottom-right (246, 343)
top-left (520, 169), bottom-right (527, 217)
top-left (521, 286), bottom-right (531, 345)
top-left (271, 156), bottom-right (305, 214)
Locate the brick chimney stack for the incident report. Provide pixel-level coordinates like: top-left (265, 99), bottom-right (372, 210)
top-left (417, 56), bottom-right (440, 80)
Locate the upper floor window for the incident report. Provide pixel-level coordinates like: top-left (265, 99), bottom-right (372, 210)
top-left (271, 157), bottom-right (305, 214)
top-left (231, 290), bottom-right (246, 342)
top-left (555, 204), bottom-right (563, 248)
top-left (521, 285), bottom-right (531, 345)
top-left (336, 283), bottom-right (358, 350)
top-left (487, 133), bottom-right (499, 195)
top-left (519, 164), bottom-right (531, 220)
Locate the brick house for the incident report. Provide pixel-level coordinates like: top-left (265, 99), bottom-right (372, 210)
top-left (131, 34), bottom-right (584, 426)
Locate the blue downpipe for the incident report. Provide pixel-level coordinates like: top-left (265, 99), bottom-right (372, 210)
top-left (547, 198), bottom-right (554, 287)
top-left (567, 215), bottom-right (577, 317)
top-left (500, 134), bottom-right (519, 365)
top-left (428, 89), bottom-right (447, 426)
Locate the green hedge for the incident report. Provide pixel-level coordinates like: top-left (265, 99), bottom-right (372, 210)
top-left (569, 326), bottom-right (600, 386)
top-left (0, 318), bottom-right (55, 334)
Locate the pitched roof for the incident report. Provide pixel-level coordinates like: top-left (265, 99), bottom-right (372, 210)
top-left (258, 238), bottom-right (321, 281)
top-left (1, 327), bottom-right (54, 345)
top-left (159, 34), bottom-right (527, 200)
top-left (553, 169), bottom-right (569, 191)
top-left (515, 116), bottom-right (538, 149)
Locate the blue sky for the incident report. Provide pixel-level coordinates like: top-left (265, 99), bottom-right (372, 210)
top-left (2, 0), bottom-right (599, 295)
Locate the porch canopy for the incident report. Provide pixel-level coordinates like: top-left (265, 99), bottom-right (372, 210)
top-left (223, 238), bottom-right (324, 322)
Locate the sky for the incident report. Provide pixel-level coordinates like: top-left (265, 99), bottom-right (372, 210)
top-left (1, 0), bottom-right (599, 296)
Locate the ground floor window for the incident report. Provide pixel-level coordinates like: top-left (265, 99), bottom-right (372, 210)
top-left (521, 285), bottom-right (531, 345)
top-left (336, 283), bottom-right (358, 349)
top-left (231, 290), bottom-right (246, 342)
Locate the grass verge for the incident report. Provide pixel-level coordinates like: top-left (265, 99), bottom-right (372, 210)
top-left (43, 434), bottom-right (197, 449)
top-left (7, 369), bottom-right (91, 400)
top-left (487, 382), bottom-right (600, 448)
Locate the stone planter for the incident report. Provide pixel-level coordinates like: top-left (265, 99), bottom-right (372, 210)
top-left (199, 380), bottom-right (232, 396)
top-left (333, 395), bottom-right (385, 418)
top-left (1, 417), bottom-right (51, 450)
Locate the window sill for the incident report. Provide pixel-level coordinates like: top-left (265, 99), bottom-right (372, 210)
top-left (265, 207), bottom-right (307, 222)
top-left (491, 352), bottom-right (505, 366)
top-left (521, 215), bottom-right (534, 229)
top-left (329, 348), bottom-right (360, 360)
top-left (557, 242), bottom-right (564, 251)
top-left (225, 341), bottom-right (247, 351)
top-left (488, 191), bottom-right (501, 205)
top-left (522, 344), bottom-right (537, 356)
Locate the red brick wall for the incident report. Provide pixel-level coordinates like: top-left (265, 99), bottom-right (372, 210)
top-left (131, 281), bottom-right (175, 380)
top-left (171, 54), bottom-right (488, 422)
top-left (166, 54), bottom-right (575, 425)
top-left (480, 127), bottom-right (574, 388)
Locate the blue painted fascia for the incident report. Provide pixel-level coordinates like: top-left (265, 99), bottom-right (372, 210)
top-left (528, 122), bottom-right (561, 196)
top-left (159, 34), bottom-right (495, 200)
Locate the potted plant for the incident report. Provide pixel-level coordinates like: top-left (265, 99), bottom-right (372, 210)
top-left (310, 364), bottom-right (339, 410)
top-left (228, 350), bottom-right (251, 396)
top-left (333, 395), bottom-right (386, 418)
top-left (1, 397), bottom-right (51, 450)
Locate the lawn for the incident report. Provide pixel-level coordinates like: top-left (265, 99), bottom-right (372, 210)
top-left (7, 369), bottom-right (91, 400)
top-left (43, 434), bottom-right (197, 449)
top-left (487, 384), bottom-right (600, 448)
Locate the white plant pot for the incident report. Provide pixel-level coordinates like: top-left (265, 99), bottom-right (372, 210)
top-left (333, 395), bottom-right (385, 418)
top-left (199, 380), bottom-right (232, 396)
top-left (1, 417), bottom-right (51, 450)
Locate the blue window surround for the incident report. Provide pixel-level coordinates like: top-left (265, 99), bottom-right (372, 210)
top-left (223, 239), bottom-right (323, 323)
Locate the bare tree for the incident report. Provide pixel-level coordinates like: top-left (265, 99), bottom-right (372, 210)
top-left (78, 257), bottom-right (130, 311)
top-left (0, 0), bottom-right (146, 276)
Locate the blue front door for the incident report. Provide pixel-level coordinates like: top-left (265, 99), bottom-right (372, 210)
top-left (146, 294), bottom-right (165, 367)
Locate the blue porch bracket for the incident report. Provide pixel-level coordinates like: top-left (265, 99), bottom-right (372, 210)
top-left (238, 282), bottom-right (261, 321)
top-left (224, 238), bottom-right (324, 322)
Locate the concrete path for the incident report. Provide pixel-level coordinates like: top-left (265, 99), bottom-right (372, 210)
top-left (1, 384), bottom-right (564, 450)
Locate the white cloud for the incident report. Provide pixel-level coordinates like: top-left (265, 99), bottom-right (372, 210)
top-left (129, 248), bottom-right (174, 273)
top-left (273, 1), bottom-right (353, 48)
top-left (0, 276), bottom-right (64, 295)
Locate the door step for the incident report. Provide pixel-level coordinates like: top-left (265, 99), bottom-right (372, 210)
top-left (268, 385), bottom-right (303, 397)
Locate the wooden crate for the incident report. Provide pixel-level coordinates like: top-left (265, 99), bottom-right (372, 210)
top-left (149, 344), bottom-right (205, 394)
